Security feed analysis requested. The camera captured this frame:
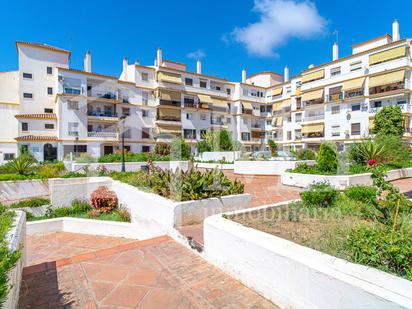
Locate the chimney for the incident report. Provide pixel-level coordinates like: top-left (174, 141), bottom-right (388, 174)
top-left (392, 19), bottom-right (400, 41)
top-left (308, 64), bottom-right (314, 69)
top-left (84, 50), bottom-right (91, 73)
top-left (333, 42), bottom-right (339, 61)
top-left (196, 59), bottom-right (202, 74)
top-left (284, 66), bottom-right (289, 82)
top-left (154, 58), bottom-right (157, 66)
top-left (122, 57), bottom-right (128, 80)
top-left (135, 59), bottom-right (140, 65)
top-left (241, 68), bottom-right (246, 83)
top-left (157, 48), bottom-right (162, 67)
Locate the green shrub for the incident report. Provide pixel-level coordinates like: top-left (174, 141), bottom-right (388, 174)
top-left (7, 154), bottom-right (36, 175)
top-left (74, 153), bottom-right (97, 163)
top-left (9, 198), bottom-right (50, 209)
top-left (296, 148), bottom-right (316, 160)
top-left (345, 185), bottom-right (377, 204)
top-left (0, 174), bottom-right (28, 181)
top-left (344, 225), bottom-right (412, 279)
top-left (35, 165), bottom-right (61, 178)
top-left (268, 139), bottom-right (278, 157)
top-left (375, 135), bottom-right (410, 168)
top-left (347, 143), bottom-right (366, 165)
top-left (317, 142), bottom-right (337, 173)
top-left (289, 163), bottom-right (335, 175)
top-left (373, 105), bottom-right (405, 137)
top-left (196, 130), bottom-right (235, 153)
top-left (60, 171), bottom-right (87, 178)
top-left (170, 139), bottom-right (191, 160)
top-left (154, 143), bottom-right (170, 156)
top-left (98, 152), bottom-right (170, 163)
top-left (348, 164), bottom-right (368, 174)
top-left (300, 182), bottom-right (340, 207)
top-left (196, 140), bottom-right (210, 154)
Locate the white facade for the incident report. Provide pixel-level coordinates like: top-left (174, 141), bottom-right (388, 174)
top-left (0, 21), bottom-right (411, 162)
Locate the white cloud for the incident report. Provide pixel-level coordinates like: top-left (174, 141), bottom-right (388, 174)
top-left (186, 49), bottom-right (206, 59)
top-left (231, 0), bottom-right (327, 57)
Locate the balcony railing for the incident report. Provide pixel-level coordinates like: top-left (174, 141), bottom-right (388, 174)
top-left (88, 90), bottom-right (118, 100)
top-left (87, 131), bottom-right (118, 138)
top-left (303, 99), bottom-right (324, 108)
top-left (328, 93), bottom-right (343, 102)
top-left (211, 119), bottom-right (225, 125)
top-left (345, 90), bottom-right (364, 99)
top-left (68, 131), bottom-right (79, 136)
top-left (157, 116), bottom-right (181, 122)
top-left (303, 114), bottom-right (324, 121)
top-left (159, 100), bottom-right (181, 107)
top-left (87, 111), bottom-right (118, 118)
top-left (63, 87), bottom-right (81, 95)
top-left (369, 83), bottom-right (405, 96)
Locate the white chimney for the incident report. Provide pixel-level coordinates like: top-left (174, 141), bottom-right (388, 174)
top-left (122, 57), bottom-right (128, 80)
top-left (284, 66), bottom-right (289, 82)
top-left (333, 42), bottom-right (339, 61)
top-left (241, 68), bottom-right (246, 83)
top-left (157, 48), bottom-right (162, 67)
top-left (135, 59), bottom-right (140, 65)
top-left (392, 19), bottom-right (400, 41)
top-left (154, 58), bottom-right (157, 66)
top-left (84, 50), bottom-right (91, 73)
top-left (196, 59), bottom-right (202, 74)
top-left (308, 64), bottom-right (314, 69)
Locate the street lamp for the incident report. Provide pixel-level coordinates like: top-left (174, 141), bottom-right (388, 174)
top-left (119, 115), bottom-right (127, 172)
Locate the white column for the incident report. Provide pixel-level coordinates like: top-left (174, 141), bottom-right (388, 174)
top-left (392, 19), bottom-right (400, 41)
top-left (196, 59), bottom-right (202, 74)
top-left (84, 50), bottom-right (91, 73)
top-left (332, 43), bottom-right (339, 61)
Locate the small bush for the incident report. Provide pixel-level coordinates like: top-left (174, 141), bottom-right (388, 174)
top-left (296, 148), bottom-right (316, 160)
top-left (9, 198), bottom-right (50, 209)
top-left (317, 142), bottom-right (337, 173)
top-left (300, 182), bottom-right (340, 207)
top-left (0, 174), bottom-right (28, 181)
top-left (35, 165), bottom-right (61, 178)
top-left (7, 154), bottom-right (36, 175)
top-left (268, 139), bottom-right (278, 157)
top-left (90, 186), bottom-right (118, 213)
top-left (154, 143), bottom-right (170, 156)
top-left (345, 185), bottom-right (377, 204)
top-left (170, 139), bottom-right (191, 160)
top-left (75, 153), bottom-right (97, 163)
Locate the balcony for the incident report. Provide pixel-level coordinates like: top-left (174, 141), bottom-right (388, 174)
top-left (159, 100), bottom-right (181, 107)
top-left (63, 87), bottom-right (82, 95)
top-left (243, 109), bottom-right (253, 115)
top-left (327, 93), bottom-right (343, 102)
top-left (345, 89), bottom-right (364, 100)
top-left (369, 83), bottom-right (405, 96)
top-left (303, 114), bottom-right (324, 122)
top-left (87, 89), bottom-right (118, 101)
top-left (87, 111), bottom-right (118, 118)
top-left (87, 131), bottom-right (118, 139)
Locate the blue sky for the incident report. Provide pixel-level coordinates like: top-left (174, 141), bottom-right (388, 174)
top-left (0, 0), bottom-right (410, 81)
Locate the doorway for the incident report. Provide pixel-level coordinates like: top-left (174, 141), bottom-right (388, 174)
top-left (43, 143), bottom-right (57, 161)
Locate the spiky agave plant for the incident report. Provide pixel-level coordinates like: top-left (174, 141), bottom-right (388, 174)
top-left (358, 140), bottom-right (385, 164)
top-left (8, 154), bottom-right (36, 175)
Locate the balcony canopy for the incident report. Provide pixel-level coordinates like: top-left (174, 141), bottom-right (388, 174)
top-left (158, 89), bottom-right (181, 102)
top-left (301, 69), bottom-right (324, 83)
top-left (271, 87), bottom-right (283, 96)
top-left (342, 77), bottom-right (365, 91)
top-left (369, 46), bottom-right (407, 66)
top-left (272, 102), bottom-right (282, 111)
top-left (158, 107), bottom-right (181, 119)
top-left (369, 70), bottom-right (405, 88)
top-left (242, 102), bottom-right (253, 110)
top-left (281, 99), bottom-right (291, 108)
top-left (301, 123), bottom-right (324, 134)
top-left (303, 89), bottom-right (324, 101)
top-left (157, 71), bottom-right (182, 84)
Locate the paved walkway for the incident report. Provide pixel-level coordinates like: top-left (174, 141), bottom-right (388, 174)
top-left (20, 232), bottom-right (277, 308)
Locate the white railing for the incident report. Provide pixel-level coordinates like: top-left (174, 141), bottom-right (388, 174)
top-left (87, 132), bottom-right (118, 138)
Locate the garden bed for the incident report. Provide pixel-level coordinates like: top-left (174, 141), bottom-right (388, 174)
top-left (234, 160), bottom-right (316, 175)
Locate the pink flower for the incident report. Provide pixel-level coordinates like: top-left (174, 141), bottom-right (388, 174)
top-left (367, 159), bottom-right (377, 166)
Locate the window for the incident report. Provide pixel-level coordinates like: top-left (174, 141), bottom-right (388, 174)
top-left (186, 113), bottom-right (193, 120)
top-left (295, 113), bottom-right (302, 122)
top-left (142, 110), bottom-right (148, 117)
top-left (330, 67), bottom-right (341, 77)
top-left (226, 88), bottom-right (231, 95)
top-left (122, 108), bottom-right (130, 116)
top-left (241, 132), bottom-right (250, 141)
top-left (331, 105), bottom-right (340, 114)
top-left (142, 146), bottom-right (150, 152)
top-left (3, 153), bottom-right (15, 161)
top-left (68, 122), bottom-right (79, 136)
top-left (397, 100), bottom-right (407, 105)
top-left (141, 72), bottom-right (148, 81)
top-left (185, 78), bottom-right (193, 86)
top-left (226, 117), bottom-right (231, 124)
top-left (47, 67), bottom-right (53, 74)
top-left (351, 123), bottom-right (361, 135)
top-left (350, 61), bottom-right (362, 71)
top-left (142, 128), bottom-right (151, 139)
top-left (44, 108), bottom-right (53, 113)
top-left (45, 123), bottom-right (54, 129)
top-left (287, 131), bottom-right (292, 140)
top-left (199, 80), bottom-right (207, 88)
top-left (200, 113), bottom-right (206, 121)
top-left (142, 91), bottom-right (149, 105)
top-left (22, 122), bottom-right (28, 131)
top-left (372, 101), bottom-right (382, 108)
top-left (351, 104), bottom-right (361, 112)
top-left (285, 86), bottom-right (291, 94)
top-left (295, 129), bottom-right (302, 140)
top-left (183, 129), bottom-right (196, 139)
top-left (23, 72), bottom-right (32, 79)
top-left (47, 87), bottom-right (53, 95)
top-left (266, 120), bottom-right (271, 125)
top-left (68, 100), bottom-right (79, 110)
top-left (331, 125), bottom-right (340, 137)
top-left (23, 93), bottom-right (33, 99)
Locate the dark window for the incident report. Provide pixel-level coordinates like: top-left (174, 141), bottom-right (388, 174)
top-left (185, 78), bottom-right (193, 86)
top-left (44, 108), bottom-right (53, 113)
top-left (122, 108), bottom-right (130, 116)
top-left (47, 67), bottom-right (53, 74)
top-left (200, 80), bottom-right (207, 88)
top-left (4, 153), bottom-right (15, 161)
top-left (142, 128), bottom-right (150, 139)
top-left (226, 88), bottom-right (231, 95)
top-left (47, 87), bottom-right (53, 95)
top-left (45, 123), bottom-right (54, 129)
top-left (351, 123), bottom-right (361, 135)
top-left (23, 93), bottom-right (33, 99)
top-left (241, 132), bottom-right (250, 141)
top-left (351, 104), bottom-right (361, 112)
top-left (23, 73), bottom-right (32, 79)
top-left (142, 110), bottom-right (148, 117)
top-left (142, 146), bottom-right (150, 152)
top-left (183, 129), bottom-right (196, 139)
top-left (22, 122), bottom-right (28, 131)
top-left (124, 145), bottom-right (131, 152)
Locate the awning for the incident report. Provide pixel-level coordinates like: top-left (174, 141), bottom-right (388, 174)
top-left (157, 125), bottom-right (181, 134)
top-left (271, 87), bottom-right (283, 96)
top-left (158, 107), bottom-right (181, 119)
top-left (275, 117), bottom-right (283, 126)
top-left (329, 86), bottom-right (342, 95)
top-left (157, 71), bottom-right (182, 84)
top-left (210, 97), bottom-right (227, 106)
top-left (342, 77), bottom-right (365, 91)
top-left (301, 123), bottom-right (324, 134)
top-left (369, 70), bottom-right (405, 88)
top-left (369, 46), bottom-right (407, 65)
top-left (302, 89), bottom-right (324, 101)
top-left (272, 102), bottom-right (282, 111)
top-left (281, 99), bottom-right (291, 108)
top-left (159, 89), bottom-right (181, 102)
top-left (197, 94), bottom-right (213, 104)
top-left (301, 69), bottom-right (324, 83)
top-left (242, 102), bottom-right (253, 110)
top-left (296, 87), bottom-right (301, 97)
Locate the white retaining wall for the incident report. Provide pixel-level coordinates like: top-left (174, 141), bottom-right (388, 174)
top-left (196, 151), bottom-right (241, 163)
top-left (282, 167), bottom-right (412, 189)
top-left (0, 179), bottom-right (49, 203)
top-left (4, 211), bottom-right (26, 309)
top-left (234, 160), bottom-right (316, 175)
top-left (67, 161), bottom-right (191, 172)
top-left (194, 162), bottom-right (234, 170)
top-left (204, 207), bottom-right (412, 309)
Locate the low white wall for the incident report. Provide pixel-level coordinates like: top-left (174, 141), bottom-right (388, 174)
top-left (204, 207), bottom-right (412, 309)
top-left (0, 179), bottom-right (49, 203)
top-left (4, 211), bottom-right (26, 309)
top-left (26, 217), bottom-right (165, 240)
top-left (68, 161), bottom-right (191, 172)
top-left (282, 167), bottom-right (412, 189)
top-left (234, 160), bottom-right (316, 175)
top-left (197, 151), bottom-right (241, 163)
top-left (49, 177), bottom-right (112, 208)
top-left (194, 162), bottom-right (234, 170)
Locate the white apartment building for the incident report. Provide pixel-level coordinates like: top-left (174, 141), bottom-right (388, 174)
top-left (0, 20), bottom-right (411, 163)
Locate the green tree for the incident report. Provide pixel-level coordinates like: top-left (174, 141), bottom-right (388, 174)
top-left (317, 142), bottom-right (337, 172)
top-left (170, 138), bottom-right (191, 160)
top-left (373, 105), bottom-right (404, 137)
top-left (267, 139), bottom-right (278, 156)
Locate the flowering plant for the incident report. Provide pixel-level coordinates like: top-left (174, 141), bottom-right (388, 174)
top-left (90, 186), bottom-right (118, 213)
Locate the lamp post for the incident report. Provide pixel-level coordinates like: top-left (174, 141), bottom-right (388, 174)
top-left (119, 115), bottom-right (127, 172)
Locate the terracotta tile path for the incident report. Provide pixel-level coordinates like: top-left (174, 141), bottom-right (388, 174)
top-left (19, 233), bottom-right (277, 308)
